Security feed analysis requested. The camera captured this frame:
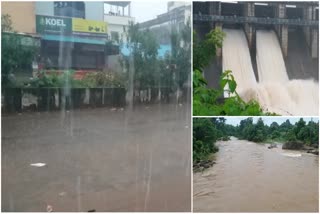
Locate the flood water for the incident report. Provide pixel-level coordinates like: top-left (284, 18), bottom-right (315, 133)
top-left (222, 29), bottom-right (319, 115)
top-left (2, 104), bottom-right (191, 212)
top-left (193, 137), bottom-right (319, 212)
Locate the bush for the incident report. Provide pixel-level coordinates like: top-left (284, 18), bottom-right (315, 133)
top-left (221, 136), bottom-right (230, 141)
top-left (25, 70), bottom-right (126, 88)
top-left (193, 118), bottom-right (219, 163)
top-left (81, 71), bottom-right (126, 88)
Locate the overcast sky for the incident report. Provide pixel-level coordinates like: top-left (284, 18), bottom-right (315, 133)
top-left (131, 1), bottom-right (168, 23)
top-left (225, 117), bottom-right (319, 126)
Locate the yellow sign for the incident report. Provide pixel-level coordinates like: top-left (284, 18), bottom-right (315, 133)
top-left (72, 18), bottom-right (107, 34)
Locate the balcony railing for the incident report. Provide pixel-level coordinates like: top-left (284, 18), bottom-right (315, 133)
top-left (194, 14), bottom-right (318, 27)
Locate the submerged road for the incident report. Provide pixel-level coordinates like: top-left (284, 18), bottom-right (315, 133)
top-left (2, 104), bottom-right (191, 212)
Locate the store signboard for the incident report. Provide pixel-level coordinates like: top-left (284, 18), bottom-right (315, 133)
top-left (36, 15), bottom-right (72, 34)
top-left (36, 15), bottom-right (107, 36)
top-left (72, 18), bottom-right (107, 34)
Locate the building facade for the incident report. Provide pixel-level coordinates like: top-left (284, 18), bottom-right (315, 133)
top-left (2, 1), bottom-right (36, 34)
top-left (104, 2), bottom-right (135, 43)
top-left (2, 1), bottom-right (127, 75)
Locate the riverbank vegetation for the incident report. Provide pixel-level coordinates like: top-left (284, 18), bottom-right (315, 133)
top-left (193, 29), bottom-right (276, 116)
top-left (193, 117), bottom-right (231, 171)
top-left (193, 118), bottom-right (319, 169)
top-left (233, 118), bottom-right (319, 148)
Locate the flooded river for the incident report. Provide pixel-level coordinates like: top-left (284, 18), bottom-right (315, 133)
top-left (2, 104), bottom-right (191, 212)
top-left (193, 138), bottom-right (319, 212)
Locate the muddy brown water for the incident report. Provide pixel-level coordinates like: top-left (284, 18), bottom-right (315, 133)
top-left (2, 104), bottom-right (191, 212)
top-left (193, 137), bottom-right (319, 212)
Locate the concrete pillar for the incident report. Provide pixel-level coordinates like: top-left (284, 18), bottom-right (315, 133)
top-left (307, 5), bottom-right (313, 20)
top-left (217, 2), bottom-right (221, 15)
top-left (303, 6), bottom-right (311, 47)
top-left (243, 3), bottom-right (254, 49)
top-left (312, 6), bottom-right (317, 20)
top-left (275, 4), bottom-right (286, 41)
top-left (281, 25), bottom-right (288, 57)
top-left (209, 2), bottom-right (221, 15)
top-left (278, 4), bottom-right (286, 18)
top-left (311, 28), bottom-right (318, 58)
top-left (209, 2), bottom-right (215, 15)
top-left (215, 23), bottom-right (222, 57)
top-left (128, 3), bottom-right (131, 17)
top-left (303, 5), bottom-right (316, 56)
top-left (244, 24), bottom-right (253, 49)
top-left (274, 4), bottom-right (288, 58)
top-left (208, 2), bottom-right (215, 28)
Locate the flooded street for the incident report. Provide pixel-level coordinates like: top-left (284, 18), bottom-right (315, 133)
top-left (193, 138), bottom-right (318, 212)
top-left (2, 104), bottom-right (191, 212)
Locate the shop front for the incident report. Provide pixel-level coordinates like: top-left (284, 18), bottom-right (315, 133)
top-left (36, 14), bottom-right (118, 78)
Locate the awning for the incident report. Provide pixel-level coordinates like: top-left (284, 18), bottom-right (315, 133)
top-left (104, 1), bottom-right (130, 7)
top-left (41, 34), bottom-right (107, 45)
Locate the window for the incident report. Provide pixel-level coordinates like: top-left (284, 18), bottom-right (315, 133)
top-left (54, 1), bottom-right (85, 18)
top-left (110, 31), bottom-right (119, 43)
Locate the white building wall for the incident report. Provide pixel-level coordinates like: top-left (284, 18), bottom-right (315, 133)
top-left (35, 2), bottom-right (104, 21)
top-left (104, 15), bottom-right (135, 43)
top-left (85, 2), bottom-right (104, 21)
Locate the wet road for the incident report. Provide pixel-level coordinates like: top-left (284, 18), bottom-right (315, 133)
top-left (193, 138), bottom-right (319, 212)
top-left (2, 104), bottom-right (191, 212)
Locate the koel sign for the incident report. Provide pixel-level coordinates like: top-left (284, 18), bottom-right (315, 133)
top-left (36, 15), bottom-right (72, 34)
top-left (36, 15), bottom-right (107, 36)
top-left (45, 18), bottom-right (66, 27)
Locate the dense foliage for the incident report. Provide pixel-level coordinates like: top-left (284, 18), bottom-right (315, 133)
top-left (193, 29), bottom-right (276, 116)
top-left (121, 22), bottom-right (159, 89)
top-left (193, 118), bottom-right (229, 163)
top-left (26, 70), bottom-right (126, 88)
top-left (121, 21), bottom-right (191, 93)
top-left (1, 14), bottom-right (39, 87)
top-left (234, 118), bottom-right (319, 147)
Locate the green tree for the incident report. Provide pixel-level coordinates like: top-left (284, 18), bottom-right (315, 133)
top-left (122, 22), bottom-right (159, 89)
top-left (169, 20), bottom-right (191, 90)
top-left (251, 118), bottom-right (266, 142)
top-left (193, 118), bottom-right (219, 163)
top-left (1, 14), bottom-right (38, 87)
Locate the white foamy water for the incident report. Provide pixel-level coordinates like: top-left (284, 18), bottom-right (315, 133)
top-left (222, 29), bottom-right (319, 115)
top-left (256, 30), bottom-right (289, 83)
top-left (281, 153), bottom-right (302, 158)
top-left (222, 29), bottom-right (257, 95)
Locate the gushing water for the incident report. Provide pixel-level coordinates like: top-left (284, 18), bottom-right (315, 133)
top-left (222, 29), bottom-right (257, 95)
top-left (222, 29), bottom-right (319, 115)
top-left (256, 30), bottom-right (289, 83)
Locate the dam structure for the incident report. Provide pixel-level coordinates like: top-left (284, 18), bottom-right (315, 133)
top-left (193, 1), bottom-right (319, 115)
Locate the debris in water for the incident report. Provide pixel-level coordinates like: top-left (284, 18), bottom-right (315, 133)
top-left (281, 153), bottom-right (302, 158)
top-left (30, 163), bottom-right (46, 167)
top-left (58, 192), bottom-right (66, 196)
top-left (46, 205), bottom-right (53, 212)
top-left (185, 125), bottom-right (189, 128)
top-left (110, 108), bottom-right (117, 111)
